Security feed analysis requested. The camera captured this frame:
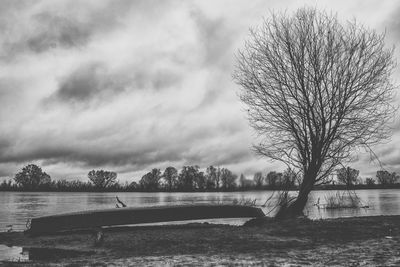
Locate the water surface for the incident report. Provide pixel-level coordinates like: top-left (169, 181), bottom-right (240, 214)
top-left (0, 189), bottom-right (399, 232)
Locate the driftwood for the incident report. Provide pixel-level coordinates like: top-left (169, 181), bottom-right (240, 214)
top-left (25, 205), bottom-right (265, 235)
top-left (115, 196), bottom-right (127, 208)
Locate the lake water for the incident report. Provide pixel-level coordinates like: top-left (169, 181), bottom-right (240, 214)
top-left (0, 189), bottom-right (399, 232)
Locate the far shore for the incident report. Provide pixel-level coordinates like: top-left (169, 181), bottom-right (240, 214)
top-left (1, 215), bottom-right (399, 266)
top-left (1, 184), bottom-right (400, 193)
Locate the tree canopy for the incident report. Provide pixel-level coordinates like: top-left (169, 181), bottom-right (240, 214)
top-left (88, 170), bottom-right (117, 189)
top-left (139, 168), bottom-right (162, 191)
top-left (14, 164), bottom-right (51, 189)
top-left (337, 166), bottom-right (360, 186)
top-left (376, 170), bottom-right (398, 185)
top-left (234, 7), bottom-right (396, 218)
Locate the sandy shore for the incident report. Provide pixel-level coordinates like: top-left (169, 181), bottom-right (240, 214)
top-left (1, 215), bottom-right (400, 266)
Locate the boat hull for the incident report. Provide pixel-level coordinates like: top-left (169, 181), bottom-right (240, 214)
top-left (26, 205), bottom-right (265, 235)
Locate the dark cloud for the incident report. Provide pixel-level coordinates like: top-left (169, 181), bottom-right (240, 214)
top-left (0, 137), bottom-right (192, 171)
top-left (1, 147), bottom-right (175, 168)
top-left (0, 0), bottom-right (139, 59)
top-left (47, 62), bottom-right (183, 105)
top-left (2, 20), bottom-right (91, 58)
top-left (53, 63), bottom-right (115, 103)
top-left (75, 148), bottom-right (184, 168)
top-left (0, 146), bottom-right (74, 164)
top-left (26, 13), bottom-right (91, 52)
top-left (0, 112), bottom-right (250, 176)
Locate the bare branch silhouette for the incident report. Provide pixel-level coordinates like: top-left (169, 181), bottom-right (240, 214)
top-left (234, 7), bottom-right (397, 219)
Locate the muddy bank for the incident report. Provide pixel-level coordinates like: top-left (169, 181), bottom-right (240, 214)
top-left (1, 216), bottom-right (400, 266)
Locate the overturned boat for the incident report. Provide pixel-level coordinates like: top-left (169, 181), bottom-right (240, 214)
top-left (25, 204), bottom-right (265, 235)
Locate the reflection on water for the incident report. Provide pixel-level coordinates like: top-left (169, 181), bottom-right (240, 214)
top-left (24, 247), bottom-right (93, 261)
top-left (307, 190), bottom-right (400, 220)
top-left (0, 189), bottom-right (400, 231)
top-left (16, 194), bottom-right (49, 210)
top-left (86, 195), bottom-right (115, 206)
top-left (0, 244), bottom-right (29, 262)
top-left (310, 205), bottom-right (370, 219)
top-left (0, 244), bottom-right (93, 263)
top-left (378, 192), bottom-right (400, 214)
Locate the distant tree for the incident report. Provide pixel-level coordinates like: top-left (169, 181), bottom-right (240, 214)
top-left (194, 171), bottom-right (207, 191)
top-left (337, 167), bottom-right (360, 186)
top-left (162, 167), bottom-right (178, 191)
top-left (128, 181), bottom-right (139, 191)
top-left (14, 164), bottom-right (51, 189)
top-left (88, 170), bottom-right (117, 189)
top-left (51, 179), bottom-right (92, 192)
top-left (220, 168), bottom-right (237, 190)
top-left (365, 177), bottom-right (376, 186)
top-left (0, 179), bottom-right (16, 190)
top-left (108, 180), bottom-right (123, 191)
top-left (178, 166), bottom-right (200, 191)
top-left (139, 169), bottom-right (161, 191)
top-left (265, 171), bottom-right (281, 189)
top-left (206, 166), bottom-right (219, 190)
top-left (281, 168), bottom-right (297, 188)
top-left (253, 172), bottom-right (264, 188)
top-left (376, 170), bottom-right (398, 185)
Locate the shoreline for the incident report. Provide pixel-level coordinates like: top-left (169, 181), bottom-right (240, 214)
top-left (1, 215), bottom-right (399, 266)
top-left (1, 186), bottom-right (400, 193)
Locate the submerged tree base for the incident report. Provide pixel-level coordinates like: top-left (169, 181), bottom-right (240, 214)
top-left (275, 205), bottom-right (305, 220)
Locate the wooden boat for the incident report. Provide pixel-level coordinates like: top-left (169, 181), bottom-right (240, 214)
top-left (25, 204), bottom-right (265, 235)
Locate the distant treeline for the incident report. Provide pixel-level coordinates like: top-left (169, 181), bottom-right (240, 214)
top-left (1, 164), bottom-right (399, 192)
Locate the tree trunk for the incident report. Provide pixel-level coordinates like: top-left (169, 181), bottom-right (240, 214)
top-left (275, 172), bottom-right (315, 220)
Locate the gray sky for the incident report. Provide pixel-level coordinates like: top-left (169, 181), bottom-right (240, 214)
top-left (0, 0), bottom-right (399, 182)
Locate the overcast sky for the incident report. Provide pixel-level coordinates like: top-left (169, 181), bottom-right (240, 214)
top-left (0, 0), bottom-right (400, 182)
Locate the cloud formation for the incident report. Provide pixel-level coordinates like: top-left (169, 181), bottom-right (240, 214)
top-left (0, 0), bottom-right (399, 182)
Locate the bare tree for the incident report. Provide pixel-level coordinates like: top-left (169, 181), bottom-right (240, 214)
top-left (234, 7), bottom-right (396, 219)
top-left (376, 170), bottom-right (399, 185)
top-left (139, 168), bottom-right (161, 191)
top-left (206, 166), bottom-right (221, 189)
top-left (163, 166), bottom-right (178, 191)
top-left (265, 171), bottom-right (282, 189)
top-left (88, 170), bottom-right (117, 189)
top-left (14, 164), bottom-right (51, 189)
top-left (337, 166), bottom-right (360, 186)
top-left (253, 171), bottom-right (264, 188)
top-left (220, 168), bottom-right (237, 190)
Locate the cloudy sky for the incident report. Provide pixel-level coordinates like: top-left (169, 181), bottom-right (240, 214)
top-left (0, 0), bottom-right (400, 182)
